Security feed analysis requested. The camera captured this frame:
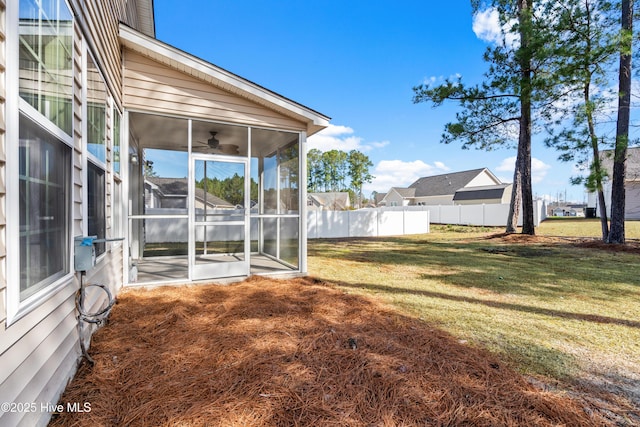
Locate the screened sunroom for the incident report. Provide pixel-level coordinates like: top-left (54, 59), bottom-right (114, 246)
top-left (120, 25), bottom-right (329, 285)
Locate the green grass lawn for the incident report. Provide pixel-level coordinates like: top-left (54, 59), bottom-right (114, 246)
top-left (308, 226), bottom-right (640, 413)
top-left (538, 217), bottom-right (640, 238)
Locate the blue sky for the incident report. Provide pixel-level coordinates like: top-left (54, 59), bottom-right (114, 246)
top-left (154, 0), bottom-right (591, 203)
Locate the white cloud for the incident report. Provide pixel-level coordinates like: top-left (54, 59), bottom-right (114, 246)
top-left (366, 159), bottom-right (451, 193)
top-left (472, 9), bottom-right (503, 44)
top-left (317, 124), bottom-right (355, 137)
top-left (307, 124), bottom-right (389, 152)
top-left (370, 141), bottom-right (391, 149)
top-left (434, 161), bottom-right (450, 171)
top-left (496, 157), bottom-right (516, 174)
top-left (496, 156), bottom-right (551, 184)
top-left (472, 8), bottom-right (518, 48)
top-left (532, 159), bottom-right (552, 183)
top-left (422, 73), bottom-right (462, 86)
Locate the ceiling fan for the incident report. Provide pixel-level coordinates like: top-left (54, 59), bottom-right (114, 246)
top-left (206, 131), bottom-right (220, 149)
top-left (193, 131), bottom-right (240, 154)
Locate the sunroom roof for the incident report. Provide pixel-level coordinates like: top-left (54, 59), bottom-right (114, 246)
top-left (119, 24), bottom-right (330, 136)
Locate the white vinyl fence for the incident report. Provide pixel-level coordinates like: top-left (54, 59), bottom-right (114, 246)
top-left (424, 200), bottom-right (547, 227)
top-left (306, 208), bottom-right (430, 239)
top-left (306, 200), bottom-right (547, 239)
top-left (141, 201), bottom-right (547, 242)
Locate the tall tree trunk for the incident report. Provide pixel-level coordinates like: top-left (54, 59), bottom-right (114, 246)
top-left (505, 149), bottom-right (523, 233)
top-left (609, 0), bottom-right (633, 244)
top-left (590, 147), bottom-right (610, 240)
top-left (518, 0), bottom-right (536, 235)
top-left (581, 3), bottom-right (610, 241)
top-left (585, 99), bottom-right (609, 240)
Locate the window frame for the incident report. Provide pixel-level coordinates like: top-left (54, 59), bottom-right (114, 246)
top-left (6, 0), bottom-right (76, 326)
top-left (11, 103), bottom-right (75, 319)
top-left (87, 160), bottom-right (107, 256)
top-left (85, 53), bottom-right (108, 168)
top-left (18, 111), bottom-right (73, 300)
top-left (17, 0), bottom-right (74, 136)
top-left (82, 49), bottom-right (109, 261)
top-left (113, 106), bottom-right (122, 177)
top-left (112, 106), bottom-right (124, 247)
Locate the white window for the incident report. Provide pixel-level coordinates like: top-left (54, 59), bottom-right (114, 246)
top-left (18, 0), bottom-right (73, 135)
top-left (87, 162), bottom-right (106, 256)
top-left (113, 179), bottom-right (123, 241)
top-left (113, 109), bottom-right (122, 176)
top-left (18, 114), bottom-right (71, 300)
top-left (84, 53), bottom-right (108, 256)
top-left (7, 0), bottom-right (74, 323)
top-left (86, 55), bottom-right (107, 164)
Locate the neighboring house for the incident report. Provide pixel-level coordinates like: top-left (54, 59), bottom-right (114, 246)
top-left (452, 184), bottom-right (513, 205)
top-left (1, 1), bottom-right (329, 426)
top-left (382, 188), bottom-right (417, 207)
top-left (307, 192), bottom-right (351, 210)
top-left (381, 168), bottom-right (511, 206)
top-left (145, 177), bottom-right (188, 209)
top-left (373, 192), bottom-right (387, 207)
top-left (145, 177), bottom-right (235, 209)
top-left (548, 204), bottom-right (586, 217)
top-left (587, 147), bottom-right (640, 219)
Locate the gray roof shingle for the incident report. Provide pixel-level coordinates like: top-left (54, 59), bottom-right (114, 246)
top-left (409, 168), bottom-right (488, 197)
top-left (391, 187), bottom-right (416, 198)
top-left (147, 177), bottom-right (234, 207)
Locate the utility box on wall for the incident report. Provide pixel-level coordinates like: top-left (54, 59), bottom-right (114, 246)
top-left (74, 236), bottom-right (97, 272)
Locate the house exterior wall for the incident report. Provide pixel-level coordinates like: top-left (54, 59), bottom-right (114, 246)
top-left (466, 171), bottom-right (500, 188)
top-left (123, 51), bottom-right (307, 132)
top-left (0, 0), bottom-right (7, 328)
top-left (502, 185), bottom-right (513, 204)
top-left (455, 197), bottom-right (503, 205)
top-left (588, 181), bottom-right (640, 220)
top-left (70, 0), bottom-right (149, 107)
top-left (625, 182), bottom-right (640, 220)
top-left (587, 148), bottom-right (640, 220)
top-left (414, 195), bottom-right (455, 205)
top-left (383, 189), bottom-right (410, 206)
top-left (0, 1), bottom-right (136, 426)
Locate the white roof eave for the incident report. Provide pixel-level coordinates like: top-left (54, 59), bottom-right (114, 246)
top-left (119, 24), bottom-right (330, 135)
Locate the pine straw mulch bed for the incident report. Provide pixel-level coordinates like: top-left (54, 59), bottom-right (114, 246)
top-left (50, 276), bottom-right (604, 427)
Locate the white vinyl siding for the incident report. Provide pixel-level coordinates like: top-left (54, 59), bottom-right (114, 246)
top-left (383, 190), bottom-right (407, 207)
top-left (414, 195), bottom-right (456, 206)
top-left (466, 171), bottom-right (501, 187)
top-left (0, 0), bottom-right (8, 326)
top-left (69, 0), bottom-right (125, 106)
top-left (0, 1), bottom-right (125, 425)
top-left (1, 2), bottom-right (81, 425)
top-left (625, 182), bottom-right (640, 220)
top-left (123, 51), bottom-right (307, 132)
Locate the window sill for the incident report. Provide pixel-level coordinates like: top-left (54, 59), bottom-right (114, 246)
top-left (6, 273), bottom-right (75, 327)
